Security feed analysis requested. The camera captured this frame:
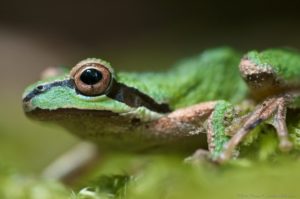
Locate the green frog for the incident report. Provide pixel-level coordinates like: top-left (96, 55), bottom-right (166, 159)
top-left (22, 47), bottom-right (300, 164)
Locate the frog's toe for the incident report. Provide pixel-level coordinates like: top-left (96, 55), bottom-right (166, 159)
top-left (218, 94), bottom-right (293, 162)
top-left (270, 94), bottom-right (293, 152)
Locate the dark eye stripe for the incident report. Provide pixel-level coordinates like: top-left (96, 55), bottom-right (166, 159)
top-left (106, 79), bottom-right (171, 113)
top-left (23, 78), bottom-right (171, 113)
top-left (23, 79), bottom-right (75, 102)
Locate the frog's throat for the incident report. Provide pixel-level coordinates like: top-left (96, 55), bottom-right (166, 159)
top-left (23, 78), bottom-right (171, 113)
top-left (25, 107), bottom-right (119, 121)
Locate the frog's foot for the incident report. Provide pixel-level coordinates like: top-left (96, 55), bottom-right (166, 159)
top-left (216, 94), bottom-right (293, 163)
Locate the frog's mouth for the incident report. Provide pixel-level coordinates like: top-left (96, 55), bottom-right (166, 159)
top-left (25, 107), bottom-right (119, 121)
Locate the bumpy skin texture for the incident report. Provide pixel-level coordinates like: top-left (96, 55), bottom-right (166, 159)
top-left (117, 48), bottom-right (247, 109)
top-left (241, 49), bottom-right (300, 101)
top-left (247, 49), bottom-right (300, 83)
top-left (23, 48), bottom-right (247, 153)
top-left (208, 101), bottom-right (233, 159)
top-left (22, 47), bottom-right (300, 157)
top-left (23, 48), bottom-right (247, 112)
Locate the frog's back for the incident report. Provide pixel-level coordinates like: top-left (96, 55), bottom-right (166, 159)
top-left (117, 47), bottom-right (248, 110)
top-left (168, 48), bottom-right (247, 108)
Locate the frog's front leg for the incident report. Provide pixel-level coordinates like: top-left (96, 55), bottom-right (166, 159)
top-left (151, 101), bottom-right (216, 136)
top-left (151, 100), bottom-right (235, 161)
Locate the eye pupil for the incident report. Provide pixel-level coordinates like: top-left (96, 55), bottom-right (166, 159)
top-left (80, 68), bottom-right (103, 85)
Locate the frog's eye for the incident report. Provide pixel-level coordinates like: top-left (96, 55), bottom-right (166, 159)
top-left (70, 61), bottom-right (112, 96)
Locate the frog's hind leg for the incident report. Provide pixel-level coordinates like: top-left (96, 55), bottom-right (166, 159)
top-left (216, 94), bottom-right (293, 163)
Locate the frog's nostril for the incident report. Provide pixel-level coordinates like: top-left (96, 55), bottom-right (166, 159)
top-left (37, 85), bottom-right (44, 90)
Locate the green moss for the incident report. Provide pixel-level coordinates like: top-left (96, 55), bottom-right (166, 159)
top-left (1, 133), bottom-right (300, 199)
top-left (72, 154), bottom-right (300, 199)
top-left (0, 164), bottom-right (70, 199)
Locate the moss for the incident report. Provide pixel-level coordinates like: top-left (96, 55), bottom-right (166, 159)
top-left (0, 164), bottom-right (70, 199)
top-left (73, 153), bottom-right (300, 199)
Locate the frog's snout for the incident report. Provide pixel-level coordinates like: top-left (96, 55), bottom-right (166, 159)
top-left (23, 85), bottom-right (46, 103)
top-left (22, 84), bottom-right (47, 112)
top-left (22, 79), bottom-right (76, 113)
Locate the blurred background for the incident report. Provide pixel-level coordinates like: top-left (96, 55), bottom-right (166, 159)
top-left (1, 0), bottom-right (300, 173)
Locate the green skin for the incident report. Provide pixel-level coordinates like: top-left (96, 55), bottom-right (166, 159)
top-left (22, 47), bottom-right (300, 162)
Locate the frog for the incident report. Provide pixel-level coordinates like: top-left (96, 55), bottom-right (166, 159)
top-left (22, 47), bottom-right (300, 166)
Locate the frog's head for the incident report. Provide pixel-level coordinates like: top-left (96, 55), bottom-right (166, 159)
top-left (22, 58), bottom-right (170, 121)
